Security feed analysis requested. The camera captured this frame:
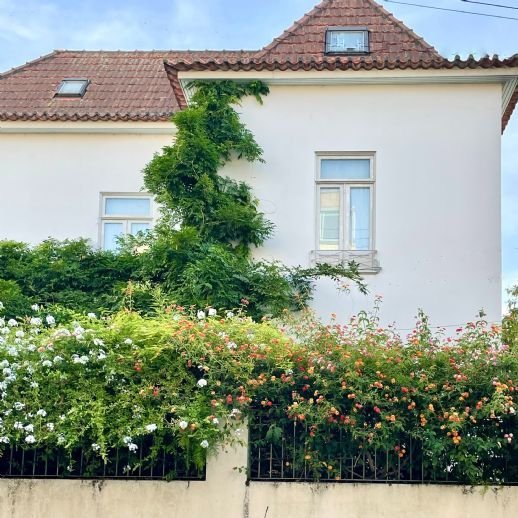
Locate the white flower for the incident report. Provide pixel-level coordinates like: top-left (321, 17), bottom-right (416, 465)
top-left (123, 436), bottom-right (132, 444)
top-left (30, 381), bottom-right (39, 389)
top-left (91, 443), bottom-right (101, 452)
top-left (197, 310), bottom-right (206, 320)
top-left (41, 360), bottom-right (52, 368)
top-left (53, 356), bottom-right (63, 364)
top-left (208, 308), bottom-right (217, 317)
top-left (46, 423), bottom-right (54, 431)
top-left (230, 408), bottom-right (241, 418)
top-left (73, 326), bottom-right (85, 335)
top-left (510, 407), bottom-right (516, 415)
top-left (15, 330), bottom-right (24, 338)
top-left (178, 420), bottom-right (188, 430)
top-left (0, 360), bottom-right (9, 368)
top-left (13, 402), bottom-right (24, 411)
top-left (36, 409), bottom-right (47, 417)
top-left (0, 301), bottom-right (3, 310)
top-left (145, 423), bottom-right (157, 433)
top-left (2, 367), bottom-right (12, 376)
top-left (25, 424), bottom-right (34, 433)
top-left (197, 378), bottom-right (208, 388)
top-left (97, 351), bottom-right (106, 360)
top-left (0, 436), bottom-right (9, 444)
top-left (25, 435), bottom-right (36, 444)
top-left (57, 434), bottom-right (65, 444)
top-left (45, 315), bottom-right (55, 325)
top-left (212, 417), bottom-right (219, 425)
top-left (87, 313), bottom-right (97, 320)
top-left (30, 317), bottom-right (42, 326)
top-left (200, 440), bottom-right (209, 449)
top-left (14, 421), bottom-right (24, 430)
top-left (127, 442), bottom-right (138, 452)
top-left (31, 304), bottom-right (40, 312)
top-left (227, 341), bottom-right (237, 350)
top-left (7, 319), bottom-right (18, 327)
top-left (226, 311), bottom-right (234, 319)
top-left (124, 338), bottom-right (133, 345)
top-left (93, 338), bottom-right (104, 346)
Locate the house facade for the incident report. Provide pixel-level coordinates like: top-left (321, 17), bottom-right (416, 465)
top-left (1, 0), bottom-right (517, 329)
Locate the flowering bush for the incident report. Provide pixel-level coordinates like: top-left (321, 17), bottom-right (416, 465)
top-left (0, 302), bottom-right (515, 483)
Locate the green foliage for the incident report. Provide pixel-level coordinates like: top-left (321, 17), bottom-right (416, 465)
top-left (143, 80), bottom-right (272, 248)
top-left (0, 79), bottom-right (364, 320)
top-left (0, 306), bottom-right (515, 484)
top-left (503, 285), bottom-right (518, 350)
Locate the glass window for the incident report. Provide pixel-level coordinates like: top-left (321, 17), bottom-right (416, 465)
top-left (56, 79), bottom-right (89, 97)
top-left (326, 30), bottom-right (369, 54)
top-left (316, 156), bottom-right (374, 251)
top-left (105, 197), bottom-right (151, 217)
top-left (103, 222), bottom-right (124, 251)
top-left (100, 194), bottom-right (153, 251)
top-left (350, 187), bottom-right (371, 250)
top-left (320, 159), bottom-right (371, 180)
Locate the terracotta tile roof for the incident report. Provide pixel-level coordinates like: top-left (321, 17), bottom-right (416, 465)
top-left (0, 50), bottom-right (253, 122)
top-left (1, 0), bottom-right (517, 131)
top-left (256, 0), bottom-right (440, 62)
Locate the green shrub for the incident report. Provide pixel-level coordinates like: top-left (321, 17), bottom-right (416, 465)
top-left (0, 305), bottom-right (515, 483)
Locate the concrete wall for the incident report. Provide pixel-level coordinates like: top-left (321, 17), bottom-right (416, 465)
top-left (0, 441), bottom-right (516, 518)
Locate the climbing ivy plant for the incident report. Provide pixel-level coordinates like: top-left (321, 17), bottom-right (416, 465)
top-left (141, 80), bottom-right (364, 315)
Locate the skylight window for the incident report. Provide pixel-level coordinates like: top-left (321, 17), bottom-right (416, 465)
top-left (325, 27), bottom-right (369, 54)
top-left (55, 79), bottom-right (89, 97)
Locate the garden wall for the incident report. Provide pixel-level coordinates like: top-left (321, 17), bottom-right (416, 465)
top-left (0, 440), bottom-right (516, 518)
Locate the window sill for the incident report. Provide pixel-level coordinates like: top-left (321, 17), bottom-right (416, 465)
top-left (310, 249), bottom-right (381, 274)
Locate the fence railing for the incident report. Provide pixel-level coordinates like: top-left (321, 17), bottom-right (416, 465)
top-left (248, 413), bottom-right (518, 485)
top-left (0, 440), bottom-right (204, 481)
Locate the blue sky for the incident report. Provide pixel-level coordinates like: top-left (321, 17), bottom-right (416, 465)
top-left (0, 0), bottom-right (517, 307)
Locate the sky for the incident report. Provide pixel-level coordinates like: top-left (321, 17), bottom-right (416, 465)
top-left (0, 0), bottom-right (517, 307)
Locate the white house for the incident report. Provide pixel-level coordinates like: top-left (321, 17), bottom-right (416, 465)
top-left (1, 0), bottom-right (517, 329)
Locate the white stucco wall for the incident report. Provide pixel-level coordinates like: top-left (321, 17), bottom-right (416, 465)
top-left (221, 82), bottom-right (503, 329)
top-left (0, 80), bottom-right (503, 329)
top-left (0, 122), bottom-right (173, 245)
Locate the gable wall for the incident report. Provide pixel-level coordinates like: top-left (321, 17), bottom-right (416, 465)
top-left (221, 82), bottom-right (502, 329)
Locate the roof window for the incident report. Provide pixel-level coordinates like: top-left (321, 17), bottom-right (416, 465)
top-left (55, 79), bottom-right (89, 97)
top-left (325, 27), bottom-right (369, 54)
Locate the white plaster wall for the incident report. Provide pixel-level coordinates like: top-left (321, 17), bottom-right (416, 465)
top-left (0, 123), bottom-right (174, 245)
top-left (0, 82), bottom-right (503, 329)
top-left (222, 83), bottom-right (502, 329)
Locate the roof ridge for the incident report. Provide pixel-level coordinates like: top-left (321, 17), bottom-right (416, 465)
top-left (256, 0), bottom-right (328, 58)
top-left (0, 50), bottom-right (61, 79)
top-left (363, 0), bottom-right (441, 57)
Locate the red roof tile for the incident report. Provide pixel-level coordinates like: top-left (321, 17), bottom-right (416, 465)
top-left (0, 0), bottom-right (516, 131)
top-left (256, 0), bottom-right (440, 62)
top-left (0, 50), bottom-right (253, 121)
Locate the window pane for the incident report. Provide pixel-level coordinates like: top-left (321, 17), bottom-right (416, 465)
top-left (103, 222), bottom-right (124, 251)
top-left (320, 159), bottom-right (370, 180)
top-left (105, 197), bottom-right (151, 216)
top-left (350, 187), bottom-right (371, 250)
top-left (319, 188), bottom-right (340, 250)
top-left (57, 80), bottom-right (87, 95)
top-left (130, 222), bottom-right (151, 234)
top-left (327, 31), bottom-right (367, 53)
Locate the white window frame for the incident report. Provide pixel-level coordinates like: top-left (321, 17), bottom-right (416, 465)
top-left (99, 193), bottom-right (154, 250)
top-left (315, 153), bottom-right (375, 252)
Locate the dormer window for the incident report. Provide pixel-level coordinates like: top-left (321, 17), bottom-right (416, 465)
top-left (55, 79), bottom-right (89, 97)
top-left (325, 27), bottom-right (369, 54)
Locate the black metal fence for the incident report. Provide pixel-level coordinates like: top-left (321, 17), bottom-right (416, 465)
top-left (0, 441), bottom-right (204, 481)
top-left (249, 414), bottom-right (518, 484)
